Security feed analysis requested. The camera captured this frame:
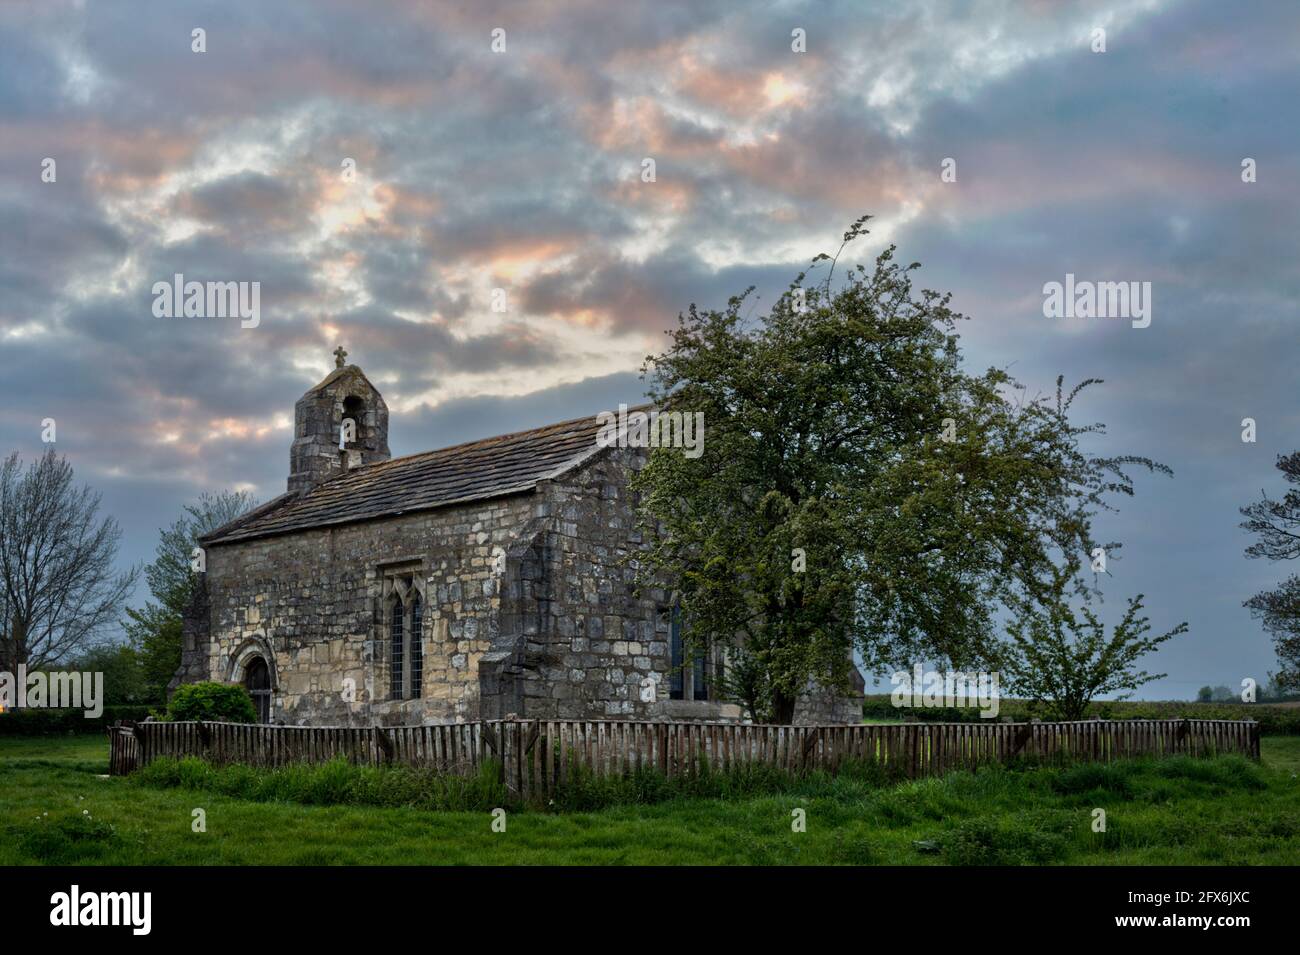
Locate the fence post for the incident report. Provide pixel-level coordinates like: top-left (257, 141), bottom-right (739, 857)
top-left (504, 720), bottom-right (520, 799)
top-left (479, 721), bottom-right (506, 789)
top-left (197, 720), bottom-right (211, 761)
top-left (374, 726), bottom-right (394, 763)
top-left (106, 721), bottom-right (120, 775)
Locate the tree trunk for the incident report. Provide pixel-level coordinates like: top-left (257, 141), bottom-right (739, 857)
top-left (773, 690), bottom-right (796, 725)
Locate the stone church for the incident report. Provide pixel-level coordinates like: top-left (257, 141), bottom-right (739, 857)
top-left (172, 351), bottom-right (863, 726)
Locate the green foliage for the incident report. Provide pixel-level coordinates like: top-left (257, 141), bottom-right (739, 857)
top-left (120, 604), bottom-right (183, 704)
top-left (164, 682), bottom-right (256, 723)
top-left (121, 490), bottom-right (257, 702)
top-left (634, 217), bottom-right (1168, 722)
top-left (66, 643), bottom-right (151, 706)
top-left (146, 490), bottom-right (259, 619)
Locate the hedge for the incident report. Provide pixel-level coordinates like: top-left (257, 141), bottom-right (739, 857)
top-left (0, 705), bottom-right (158, 736)
top-left (862, 694), bottom-right (1300, 735)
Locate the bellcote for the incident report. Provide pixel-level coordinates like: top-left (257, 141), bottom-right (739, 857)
top-left (288, 349), bottom-right (390, 495)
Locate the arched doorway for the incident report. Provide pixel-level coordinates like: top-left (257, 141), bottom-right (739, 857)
top-left (244, 657), bottom-right (271, 723)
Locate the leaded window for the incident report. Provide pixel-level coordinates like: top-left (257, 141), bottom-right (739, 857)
top-left (383, 567), bottom-right (426, 701)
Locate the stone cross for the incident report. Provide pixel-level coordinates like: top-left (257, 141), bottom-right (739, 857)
top-left (333, 346), bottom-right (348, 368)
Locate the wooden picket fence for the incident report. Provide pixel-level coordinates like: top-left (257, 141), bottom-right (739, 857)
top-left (107, 717), bottom-right (1259, 800)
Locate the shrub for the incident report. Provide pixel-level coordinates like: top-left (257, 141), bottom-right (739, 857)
top-left (164, 682), bottom-right (256, 723)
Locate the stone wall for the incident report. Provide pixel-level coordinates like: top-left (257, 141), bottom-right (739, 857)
top-left (520, 448), bottom-right (743, 721)
top-left (182, 494), bottom-right (535, 725)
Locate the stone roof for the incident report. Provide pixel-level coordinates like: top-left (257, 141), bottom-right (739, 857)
top-left (203, 410), bottom-right (621, 545)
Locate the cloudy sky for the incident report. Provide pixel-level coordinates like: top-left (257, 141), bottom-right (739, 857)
top-left (2, 0), bottom-right (1297, 697)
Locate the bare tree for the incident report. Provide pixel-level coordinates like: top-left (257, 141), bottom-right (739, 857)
top-left (0, 449), bottom-right (138, 670)
top-left (1241, 451), bottom-right (1300, 690)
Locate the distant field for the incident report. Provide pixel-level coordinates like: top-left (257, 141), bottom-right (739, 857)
top-left (862, 694), bottom-right (1300, 734)
top-left (2, 734), bottom-right (1297, 866)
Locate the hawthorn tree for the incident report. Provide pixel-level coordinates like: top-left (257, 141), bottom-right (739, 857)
top-left (1240, 451), bottom-right (1300, 690)
top-left (633, 217), bottom-right (1169, 722)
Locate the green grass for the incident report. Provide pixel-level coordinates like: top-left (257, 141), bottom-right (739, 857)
top-left (1, 734), bottom-right (1297, 865)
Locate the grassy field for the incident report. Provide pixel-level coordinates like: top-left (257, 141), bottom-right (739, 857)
top-left (2, 734), bottom-right (1297, 865)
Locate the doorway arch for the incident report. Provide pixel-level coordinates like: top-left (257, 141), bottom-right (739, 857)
top-left (228, 636), bottom-right (277, 724)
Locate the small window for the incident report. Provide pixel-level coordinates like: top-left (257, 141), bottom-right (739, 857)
top-left (670, 611), bottom-right (684, 700)
top-left (383, 568), bottom-right (426, 702)
top-left (669, 608), bottom-right (708, 702)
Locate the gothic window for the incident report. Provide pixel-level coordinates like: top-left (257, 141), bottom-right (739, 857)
top-left (383, 567), bottom-right (426, 701)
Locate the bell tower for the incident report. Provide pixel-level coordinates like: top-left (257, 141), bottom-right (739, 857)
top-left (288, 347), bottom-right (390, 495)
